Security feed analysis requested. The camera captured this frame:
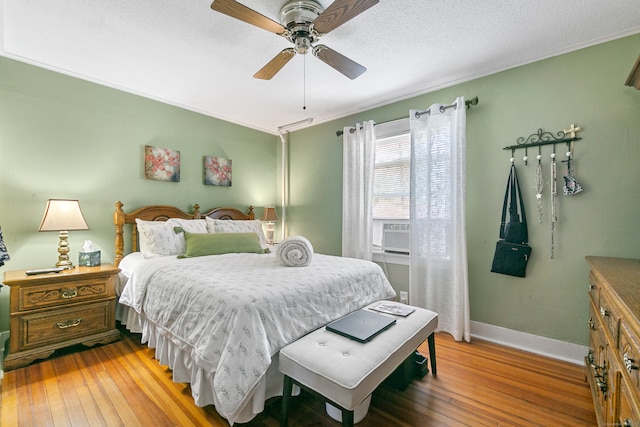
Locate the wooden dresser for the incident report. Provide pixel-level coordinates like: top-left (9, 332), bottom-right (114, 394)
top-left (586, 256), bottom-right (640, 426)
top-left (2, 264), bottom-right (121, 370)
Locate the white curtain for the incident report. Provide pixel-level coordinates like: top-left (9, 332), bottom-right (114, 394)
top-left (409, 97), bottom-right (470, 342)
top-left (342, 120), bottom-right (376, 260)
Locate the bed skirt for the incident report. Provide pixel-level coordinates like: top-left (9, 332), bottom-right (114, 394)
top-left (117, 302), bottom-right (287, 424)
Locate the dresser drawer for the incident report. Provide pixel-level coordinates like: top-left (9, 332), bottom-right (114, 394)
top-left (599, 290), bottom-right (621, 346)
top-left (19, 276), bottom-right (113, 311)
top-left (618, 376), bottom-right (640, 427)
top-left (589, 300), bottom-right (605, 359)
top-left (620, 322), bottom-right (640, 389)
top-left (589, 271), bottom-right (600, 306)
top-left (17, 300), bottom-right (115, 349)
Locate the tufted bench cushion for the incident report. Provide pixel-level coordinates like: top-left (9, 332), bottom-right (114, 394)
top-left (279, 302), bottom-right (438, 426)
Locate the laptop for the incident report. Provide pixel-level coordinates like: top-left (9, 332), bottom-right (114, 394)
top-left (326, 309), bottom-right (396, 343)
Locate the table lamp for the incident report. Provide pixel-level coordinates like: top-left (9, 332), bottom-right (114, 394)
top-left (261, 206), bottom-right (279, 245)
top-left (38, 199), bottom-right (89, 269)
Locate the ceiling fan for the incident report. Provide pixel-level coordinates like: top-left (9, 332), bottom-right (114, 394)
top-left (211, 0), bottom-right (379, 80)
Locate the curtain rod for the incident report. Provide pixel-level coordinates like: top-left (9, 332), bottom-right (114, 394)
top-left (336, 96), bottom-right (479, 137)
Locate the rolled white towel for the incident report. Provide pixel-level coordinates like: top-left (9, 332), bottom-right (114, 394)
top-left (276, 236), bottom-right (313, 267)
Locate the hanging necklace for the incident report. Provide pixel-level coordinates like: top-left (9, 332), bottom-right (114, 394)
top-left (536, 150), bottom-right (544, 223)
top-left (550, 149), bottom-right (557, 259)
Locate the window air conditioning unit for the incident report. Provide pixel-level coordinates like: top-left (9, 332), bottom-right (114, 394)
top-left (382, 223), bottom-right (410, 254)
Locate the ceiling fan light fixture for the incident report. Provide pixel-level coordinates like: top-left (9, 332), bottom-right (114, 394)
top-left (280, 0), bottom-right (323, 30)
top-left (294, 35), bottom-right (311, 54)
top-left (210, 0), bottom-right (376, 79)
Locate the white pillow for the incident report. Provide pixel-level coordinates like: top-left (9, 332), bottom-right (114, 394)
top-left (167, 218), bottom-right (207, 253)
top-left (166, 218), bottom-right (207, 233)
top-left (135, 218), bottom-right (207, 258)
top-left (205, 217), bottom-right (267, 245)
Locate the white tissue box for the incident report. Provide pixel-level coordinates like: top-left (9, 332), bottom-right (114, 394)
top-left (78, 251), bottom-right (100, 267)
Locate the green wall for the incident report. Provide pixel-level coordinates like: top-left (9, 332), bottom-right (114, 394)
top-left (286, 34), bottom-right (640, 346)
top-left (0, 57), bottom-right (278, 331)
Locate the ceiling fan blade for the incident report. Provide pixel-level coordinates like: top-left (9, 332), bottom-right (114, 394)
top-left (211, 0), bottom-right (286, 35)
top-left (254, 48), bottom-right (296, 80)
top-left (313, 45), bottom-right (366, 79)
top-left (312, 0), bottom-right (379, 34)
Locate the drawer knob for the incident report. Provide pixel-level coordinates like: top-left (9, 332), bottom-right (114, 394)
top-left (623, 420), bottom-right (634, 427)
top-left (599, 307), bottom-right (609, 318)
top-left (56, 318), bottom-right (82, 329)
top-left (624, 352), bottom-right (638, 373)
top-left (61, 288), bottom-right (78, 299)
top-left (596, 379), bottom-right (608, 394)
top-left (588, 317), bottom-right (597, 330)
top-left (586, 350), bottom-right (595, 365)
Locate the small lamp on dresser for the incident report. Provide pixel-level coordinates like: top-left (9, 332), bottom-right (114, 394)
top-left (38, 199), bottom-right (89, 269)
top-left (261, 206), bottom-right (279, 245)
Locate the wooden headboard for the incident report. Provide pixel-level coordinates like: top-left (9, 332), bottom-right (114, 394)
top-left (113, 201), bottom-right (255, 266)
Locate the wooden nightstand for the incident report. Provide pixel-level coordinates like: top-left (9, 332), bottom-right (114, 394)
top-left (2, 264), bottom-right (121, 370)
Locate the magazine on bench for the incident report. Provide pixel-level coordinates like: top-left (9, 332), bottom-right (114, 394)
top-left (326, 309), bottom-right (396, 343)
top-left (369, 301), bottom-right (415, 317)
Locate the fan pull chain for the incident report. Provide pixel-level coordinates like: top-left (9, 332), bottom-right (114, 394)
top-left (303, 54), bottom-right (307, 110)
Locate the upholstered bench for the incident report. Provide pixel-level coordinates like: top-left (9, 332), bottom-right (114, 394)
top-left (279, 302), bottom-right (438, 427)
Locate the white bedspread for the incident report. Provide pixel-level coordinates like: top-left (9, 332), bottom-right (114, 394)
top-left (118, 251), bottom-right (395, 424)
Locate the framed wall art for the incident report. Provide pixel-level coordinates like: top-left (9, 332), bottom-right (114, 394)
top-left (144, 145), bottom-right (180, 182)
top-left (204, 156), bottom-right (232, 187)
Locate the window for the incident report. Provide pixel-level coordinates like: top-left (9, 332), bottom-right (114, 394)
top-left (373, 118), bottom-right (410, 220)
top-left (372, 118), bottom-right (410, 262)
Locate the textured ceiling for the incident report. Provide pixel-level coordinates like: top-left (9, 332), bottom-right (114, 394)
top-left (2, 0), bottom-right (640, 134)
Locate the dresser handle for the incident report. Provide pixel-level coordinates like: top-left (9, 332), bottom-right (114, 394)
top-left (586, 350), bottom-right (595, 365)
top-left (624, 353), bottom-right (638, 373)
top-left (596, 379), bottom-right (608, 394)
top-left (623, 419), bottom-right (633, 427)
top-left (61, 288), bottom-right (78, 299)
top-left (56, 318), bottom-right (82, 329)
top-left (600, 307), bottom-right (609, 318)
top-left (588, 317), bottom-right (597, 330)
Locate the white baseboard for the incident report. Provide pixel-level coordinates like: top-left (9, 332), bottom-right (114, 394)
top-left (0, 330), bottom-right (9, 380)
top-left (0, 322), bottom-right (587, 380)
top-left (471, 321), bottom-right (588, 365)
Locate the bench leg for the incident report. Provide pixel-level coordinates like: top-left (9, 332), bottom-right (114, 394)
top-left (428, 332), bottom-right (437, 376)
top-left (341, 409), bottom-right (354, 427)
top-left (281, 375), bottom-right (293, 427)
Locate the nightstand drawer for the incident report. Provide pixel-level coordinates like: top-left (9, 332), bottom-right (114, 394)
top-left (19, 276), bottom-right (113, 311)
top-left (18, 300), bottom-right (114, 349)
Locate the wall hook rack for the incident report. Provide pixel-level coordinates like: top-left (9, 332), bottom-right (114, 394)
top-left (503, 125), bottom-right (582, 165)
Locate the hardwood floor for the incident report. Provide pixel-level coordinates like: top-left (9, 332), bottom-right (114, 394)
top-left (1, 326), bottom-right (596, 426)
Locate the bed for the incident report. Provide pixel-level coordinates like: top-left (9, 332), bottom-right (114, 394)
top-left (113, 201), bottom-right (396, 425)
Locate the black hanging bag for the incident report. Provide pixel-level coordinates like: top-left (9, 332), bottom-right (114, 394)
top-left (491, 165), bottom-right (532, 277)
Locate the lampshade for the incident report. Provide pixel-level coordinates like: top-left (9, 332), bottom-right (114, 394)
top-left (39, 199), bottom-right (89, 269)
top-left (261, 206), bottom-right (279, 222)
top-left (39, 199), bottom-right (90, 232)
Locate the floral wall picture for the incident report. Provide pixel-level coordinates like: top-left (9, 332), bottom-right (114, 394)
top-left (204, 156), bottom-right (232, 187)
top-left (144, 145), bottom-right (180, 182)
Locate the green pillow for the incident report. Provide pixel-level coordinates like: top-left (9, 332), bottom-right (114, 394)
top-left (174, 228), bottom-right (268, 257)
